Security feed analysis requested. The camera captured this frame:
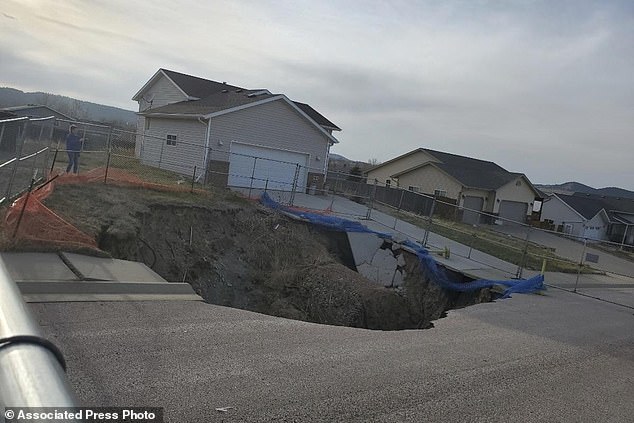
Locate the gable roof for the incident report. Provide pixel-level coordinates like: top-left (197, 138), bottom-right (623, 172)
top-left (556, 194), bottom-right (609, 220)
top-left (134, 68), bottom-right (340, 131)
top-left (0, 110), bottom-right (17, 119)
top-left (140, 89), bottom-right (275, 116)
top-left (572, 193), bottom-right (634, 214)
top-left (2, 104), bottom-right (72, 120)
top-left (140, 91), bottom-right (339, 144)
top-left (293, 101), bottom-right (340, 131)
top-left (161, 69), bottom-right (242, 98)
top-left (387, 148), bottom-right (525, 191)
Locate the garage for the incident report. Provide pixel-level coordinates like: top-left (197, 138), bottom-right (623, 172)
top-left (498, 200), bottom-right (528, 224)
top-left (462, 196), bottom-right (484, 225)
top-left (228, 142), bottom-right (308, 192)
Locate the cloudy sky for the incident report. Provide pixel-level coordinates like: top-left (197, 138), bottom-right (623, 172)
top-left (1, 0), bottom-right (633, 189)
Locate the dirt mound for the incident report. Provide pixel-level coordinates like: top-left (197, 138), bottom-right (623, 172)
top-left (36, 184), bottom-right (489, 330)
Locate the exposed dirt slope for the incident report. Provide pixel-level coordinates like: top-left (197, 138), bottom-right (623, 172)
top-left (39, 184), bottom-right (489, 330)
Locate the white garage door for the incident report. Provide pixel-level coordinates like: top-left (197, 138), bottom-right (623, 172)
top-left (498, 200), bottom-right (528, 224)
top-left (228, 143), bottom-right (309, 192)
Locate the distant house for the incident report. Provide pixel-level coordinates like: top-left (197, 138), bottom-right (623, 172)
top-left (2, 104), bottom-right (72, 121)
top-left (1, 105), bottom-right (76, 147)
top-left (540, 194), bottom-right (611, 241)
top-left (541, 193), bottom-right (634, 245)
top-left (132, 69), bottom-right (340, 191)
top-left (366, 148), bottom-right (541, 224)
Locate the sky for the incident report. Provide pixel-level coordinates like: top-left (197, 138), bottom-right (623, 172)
top-left (1, 0), bottom-right (633, 190)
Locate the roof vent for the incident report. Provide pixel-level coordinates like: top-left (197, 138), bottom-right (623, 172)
top-left (235, 89), bottom-right (242, 93)
top-left (221, 89), bottom-right (228, 93)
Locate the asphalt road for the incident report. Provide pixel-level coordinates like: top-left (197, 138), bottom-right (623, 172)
top-left (31, 288), bottom-right (634, 422)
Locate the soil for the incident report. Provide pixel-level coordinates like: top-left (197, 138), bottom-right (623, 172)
top-left (33, 184), bottom-right (490, 330)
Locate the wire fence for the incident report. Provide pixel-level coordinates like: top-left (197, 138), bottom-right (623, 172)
top-left (2, 114), bottom-right (632, 306)
top-left (0, 117), bottom-right (55, 204)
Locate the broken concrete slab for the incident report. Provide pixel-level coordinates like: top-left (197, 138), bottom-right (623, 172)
top-left (1, 252), bottom-right (78, 282)
top-left (347, 232), bottom-right (384, 266)
top-left (370, 248), bottom-right (400, 286)
top-left (62, 252), bottom-right (166, 282)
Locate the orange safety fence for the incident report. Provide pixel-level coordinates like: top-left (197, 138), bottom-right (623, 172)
top-left (3, 167), bottom-right (210, 250)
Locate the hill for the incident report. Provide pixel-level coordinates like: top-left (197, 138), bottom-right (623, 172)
top-left (0, 87), bottom-right (136, 126)
top-left (536, 182), bottom-right (634, 199)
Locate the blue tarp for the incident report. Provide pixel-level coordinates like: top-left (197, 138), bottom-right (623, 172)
top-left (260, 193), bottom-right (545, 298)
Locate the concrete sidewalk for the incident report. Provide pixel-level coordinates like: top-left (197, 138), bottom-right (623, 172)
top-left (1, 252), bottom-right (201, 302)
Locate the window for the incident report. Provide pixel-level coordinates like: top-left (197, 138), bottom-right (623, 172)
top-left (145, 118), bottom-right (151, 130)
top-left (408, 186), bottom-right (420, 193)
top-left (385, 180), bottom-right (391, 187)
top-left (166, 134), bottom-right (177, 146)
top-left (434, 189), bottom-right (447, 197)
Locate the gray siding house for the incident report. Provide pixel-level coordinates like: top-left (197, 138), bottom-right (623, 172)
top-left (540, 193), bottom-right (634, 246)
top-left (540, 194), bottom-right (611, 241)
top-left (132, 69), bottom-right (340, 191)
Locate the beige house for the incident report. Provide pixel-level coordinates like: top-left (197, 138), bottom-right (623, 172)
top-left (132, 69), bottom-right (340, 191)
top-left (366, 148), bottom-right (541, 224)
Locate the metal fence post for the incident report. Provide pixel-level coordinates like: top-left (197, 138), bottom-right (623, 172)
top-left (6, 120), bottom-right (28, 200)
top-left (397, 189), bottom-right (405, 212)
top-left (50, 148), bottom-right (59, 174)
top-left (248, 157), bottom-right (258, 199)
top-left (422, 194), bottom-right (437, 247)
top-left (37, 122), bottom-right (45, 142)
top-left (515, 226), bottom-right (532, 279)
top-left (573, 238), bottom-right (588, 292)
top-left (12, 178), bottom-right (35, 239)
top-left (106, 126), bottom-right (113, 151)
top-left (191, 165), bottom-right (197, 193)
top-left (0, 121), bottom-right (6, 151)
top-left (104, 150), bottom-right (111, 184)
top-left (290, 163), bottom-right (300, 206)
top-left (365, 178), bottom-right (377, 220)
top-left (158, 142), bottom-right (165, 168)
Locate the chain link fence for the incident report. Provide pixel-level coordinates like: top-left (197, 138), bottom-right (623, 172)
top-left (0, 116), bottom-right (55, 205)
top-left (3, 116), bottom-right (632, 306)
top-left (309, 174), bottom-right (634, 305)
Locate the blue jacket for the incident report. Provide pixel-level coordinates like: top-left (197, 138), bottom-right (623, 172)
top-left (66, 133), bottom-right (82, 152)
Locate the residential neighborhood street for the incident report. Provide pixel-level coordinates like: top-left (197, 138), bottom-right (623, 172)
top-left (488, 224), bottom-right (634, 278)
top-left (290, 192), bottom-right (634, 308)
top-left (32, 286), bottom-right (634, 422)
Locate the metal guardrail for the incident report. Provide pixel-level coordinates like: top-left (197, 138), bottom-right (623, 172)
top-left (0, 258), bottom-right (78, 407)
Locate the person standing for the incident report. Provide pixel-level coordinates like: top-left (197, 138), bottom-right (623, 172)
top-left (65, 125), bottom-right (83, 173)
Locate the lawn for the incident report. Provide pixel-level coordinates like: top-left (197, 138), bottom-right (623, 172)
top-left (374, 203), bottom-right (597, 274)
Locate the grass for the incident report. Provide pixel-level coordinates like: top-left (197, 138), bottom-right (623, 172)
top-left (374, 203), bottom-right (596, 274)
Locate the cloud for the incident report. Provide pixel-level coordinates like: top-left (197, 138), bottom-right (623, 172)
top-left (0, 0), bottom-right (632, 189)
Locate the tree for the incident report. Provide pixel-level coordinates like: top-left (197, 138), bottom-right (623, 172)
top-left (368, 158), bottom-right (381, 166)
top-left (348, 165), bottom-right (363, 182)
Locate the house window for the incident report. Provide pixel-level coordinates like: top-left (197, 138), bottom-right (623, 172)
top-left (166, 134), bottom-right (177, 146)
top-left (434, 189), bottom-right (447, 197)
top-left (145, 118), bottom-right (151, 130)
top-left (386, 180), bottom-right (391, 187)
top-left (408, 186), bottom-right (420, 193)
